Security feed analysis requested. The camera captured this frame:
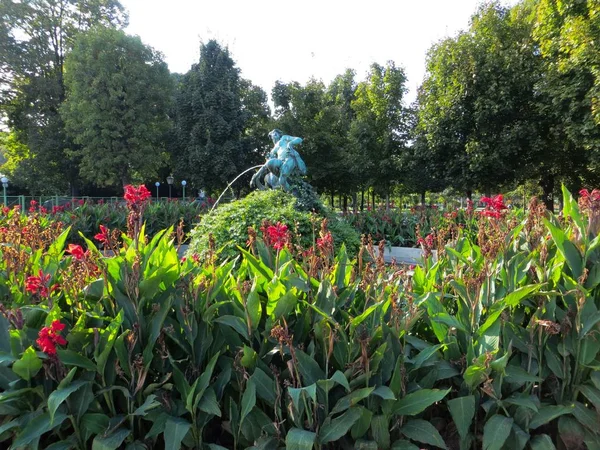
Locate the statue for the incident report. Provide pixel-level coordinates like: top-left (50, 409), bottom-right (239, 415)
top-left (250, 129), bottom-right (307, 191)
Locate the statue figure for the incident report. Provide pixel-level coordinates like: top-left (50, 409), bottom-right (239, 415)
top-left (250, 129), bottom-right (306, 191)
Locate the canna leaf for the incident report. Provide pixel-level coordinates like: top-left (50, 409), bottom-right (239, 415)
top-left (400, 419), bottom-right (447, 449)
top-left (482, 415), bottom-right (513, 450)
top-left (447, 395), bottom-right (475, 440)
top-left (318, 407), bottom-right (362, 444)
top-left (285, 428), bottom-right (316, 450)
top-left (393, 388), bottom-right (450, 416)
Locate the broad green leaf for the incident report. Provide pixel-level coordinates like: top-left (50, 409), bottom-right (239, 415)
top-left (400, 419), bottom-right (446, 449)
top-left (505, 365), bottom-right (543, 383)
top-left (447, 395), bottom-right (475, 439)
top-left (12, 412), bottom-right (68, 448)
top-left (95, 310), bottom-right (123, 376)
top-left (56, 350), bottom-right (96, 371)
top-left (318, 407), bottom-right (362, 444)
top-left (391, 440), bottom-right (419, 450)
top-left (529, 405), bottom-right (574, 430)
top-left (503, 284), bottom-right (542, 307)
top-left (295, 349), bottom-right (325, 386)
top-left (46, 441), bottom-right (75, 450)
top-left (529, 434), bottom-right (556, 450)
top-left (330, 387), bottom-right (375, 415)
top-left (164, 417), bottom-right (191, 450)
top-left (132, 395), bottom-right (160, 416)
top-left (240, 379), bottom-right (256, 426)
top-left (372, 386), bottom-right (396, 400)
top-left (371, 415), bottom-right (390, 449)
top-left (285, 428), bottom-right (316, 450)
top-left (250, 368), bottom-right (276, 406)
top-left (92, 428), bottom-right (131, 450)
top-left (48, 380), bottom-right (89, 424)
top-left (198, 388), bottom-right (221, 417)
top-left (215, 315), bottom-right (249, 340)
top-left (351, 407), bottom-right (373, 440)
top-left (272, 291), bottom-right (298, 321)
top-left (393, 388), bottom-right (450, 416)
top-left (12, 346), bottom-right (42, 381)
top-left (81, 413), bottom-right (110, 442)
top-left (482, 415), bottom-right (513, 450)
top-left (579, 384), bottom-right (600, 409)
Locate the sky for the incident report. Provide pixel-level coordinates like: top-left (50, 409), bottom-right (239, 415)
top-left (121, 0), bottom-right (518, 104)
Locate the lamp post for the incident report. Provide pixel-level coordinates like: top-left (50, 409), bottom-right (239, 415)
top-left (181, 180), bottom-right (187, 200)
top-left (166, 175), bottom-right (174, 199)
top-left (1, 176), bottom-right (8, 206)
top-left (155, 181), bottom-right (160, 200)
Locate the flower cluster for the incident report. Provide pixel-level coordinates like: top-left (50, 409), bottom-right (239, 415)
top-left (36, 320), bottom-right (67, 355)
top-left (66, 244), bottom-right (86, 260)
top-left (124, 185), bottom-right (152, 207)
top-left (480, 194), bottom-right (507, 219)
top-left (262, 221), bottom-right (290, 251)
top-left (317, 231), bottom-right (334, 254)
top-left (25, 270), bottom-right (51, 298)
top-left (94, 225), bottom-right (110, 244)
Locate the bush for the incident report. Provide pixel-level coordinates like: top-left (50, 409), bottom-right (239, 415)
top-left (187, 189), bottom-right (360, 260)
top-left (1, 187), bottom-right (600, 449)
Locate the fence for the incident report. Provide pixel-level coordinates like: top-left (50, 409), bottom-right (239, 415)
top-left (0, 195), bottom-right (197, 209)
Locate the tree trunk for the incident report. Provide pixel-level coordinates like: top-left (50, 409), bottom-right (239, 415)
top-left (466, 190), bottom-right (472, 201)
top-left (385, 193), bottom-right (390, 210)
top-left (343, 195), bottom-right (348, 213)
top-left (353, 192), bottom-right (358, 214)
top-left (541, 174), bottom-right (555, 213)
top-left (372, 191), bottom-right (376, 210)
top-left (330, 192), bottom-right (334, 208)
top-left (360, 190), bottom-right (364, 211)
top-left (421, 191), bottom-right (426, 206)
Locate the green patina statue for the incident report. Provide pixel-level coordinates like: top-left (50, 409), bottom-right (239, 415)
top-left (251, 129), bottom-right (307, 191)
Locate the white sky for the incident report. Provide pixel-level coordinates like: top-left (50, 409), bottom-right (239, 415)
top-left (121, 0), bottom-right (520, 104)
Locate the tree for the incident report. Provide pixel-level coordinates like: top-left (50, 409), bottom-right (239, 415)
top-left (0, 0), bottom-right (126, 193)
top-left (350, 62), bottom-right (410, 201)
top-left (416, 1), bottom-right (591, 209)
top-left (174, 40), bottom-right (251, 194)
top-left (61, 27), bottom-right (174, 187)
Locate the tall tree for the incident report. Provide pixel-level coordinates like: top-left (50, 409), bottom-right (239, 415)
top-left (350, 62), bottom-right (410, 199)
top-left (61, 27), bottom-right (173, 187)
top-left (174, 40), bottom-right (249, 194)
top-left (0, 0), bottom-right (126, 193)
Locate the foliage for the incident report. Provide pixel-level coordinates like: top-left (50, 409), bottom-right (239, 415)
top-left (0, 187), bottom-right (600, 449)
top-left (0, 0), bottom-right (127, 194)
top-left (187, 189), bottom-right (360, 261)
top-left (174, 40), bottom-right (269, 193)
top-left (61, 27), bottom-right (174, 187)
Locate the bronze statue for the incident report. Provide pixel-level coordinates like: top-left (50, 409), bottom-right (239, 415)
top-left (250, 129), bottom-right (306, 191)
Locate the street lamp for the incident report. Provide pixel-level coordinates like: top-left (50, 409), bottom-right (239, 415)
top-left (166, 175), bottom-right (174, 198)
top-left (1, 176), bottom-right (8, 206)
top-left (154, 181), bottom-right (160, 199)
top-left (181, 180), bottom-right (187, 200)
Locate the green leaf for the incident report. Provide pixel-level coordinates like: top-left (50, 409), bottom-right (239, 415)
top-left (56, 350), bottom-right (96, 371)
top-left (163, 417), bottom-right (191, 450)
top-left (132, 395), bottom-right (160, 416)
top-left (81, 413), bottom-right (110, 442)
top-left (246, 285), bottom-right (261, 331)
top-left (393, 388), bottom-right (450, 416)
top-left (240, 379), bottom-right (256, 426)
top-left (503, 284), bottom-right (542, 307)
top-left (400, 419), bottom-right (447, 449)
top-left (482, 415), bottom-right (513, 450)
top-left (318, 407), bottom-right (362, 444)
top-left (544, 219), bottom-right (583, 278)
top-left (371, 415), bottom-right (390, 449)
top-left (372, 386), bottom-right (396, 400)
top-left (505, 365), bottom-right (543, 383)
top-left (351, 407), bottom-right (373, 440)
top-left (579, 384), bottom-right (600, 409)
top-left (529, 405), bottom-right (574, 430)
top-left (330, 387), bottom-right (375, 415)
top-left (272, 291), bottom-right (298, 321)
top-left (12, 346), bottom-right (43, 381)
top-left (447, 395), bottom-right (475, 440)
top-left (529, 434), bottom-right (556, 450)
top-left (391, 440), bottom-right (419, 450)
top-left (95, 310), bottom-right (123, 376)
top-left (295, 348), bottom-right (325, 386)
top-left (214, 315), bottom-right (249, 340)
top-left (285, 428), bottom-right (316, 450)
top-left (250, 368), bottom-right (277, 406)
top-left (12, 412), bottom-right (68, 448)
top-left (48, 380), bottom-right (89, 424)
top-left (92, 428), bottom-right (131, 450)
top-left (46, 441), bottom-right (75, 450)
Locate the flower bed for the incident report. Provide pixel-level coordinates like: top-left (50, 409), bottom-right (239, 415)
top-left (0, 187), bottom-right (598, 449)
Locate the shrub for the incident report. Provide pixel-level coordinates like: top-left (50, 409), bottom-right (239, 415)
top-left (187, 189), bottom-right (360, 260)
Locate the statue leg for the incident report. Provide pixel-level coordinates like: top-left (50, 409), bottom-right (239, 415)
top-left (279, 159), bottom-right (295, 191)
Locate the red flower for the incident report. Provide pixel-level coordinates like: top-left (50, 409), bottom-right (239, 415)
top-left (265, 222), bottom-right (290, 251)
top-left (480, 194), bottom-right (506, 219)
top-left (40, 206), bottom-right (48, 214)
top-left (66, 244), bottom-right (85, 260)
top-left (317, 231), bottom-right (334, 253)
top-left (124, 185), bottom-right (152, 206)
top-left (94, 225), bottom-right (110, 244)
top-left (2, 206), bottom-right (9, 215)
top-left (29, 200), bottom-right (38, 212)
top-left (78, 199), bottom-right (85, 206)
top-left (36, 320), bottom-right (67, 355)
top-left (25, 270), bottom-right (51, 298)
